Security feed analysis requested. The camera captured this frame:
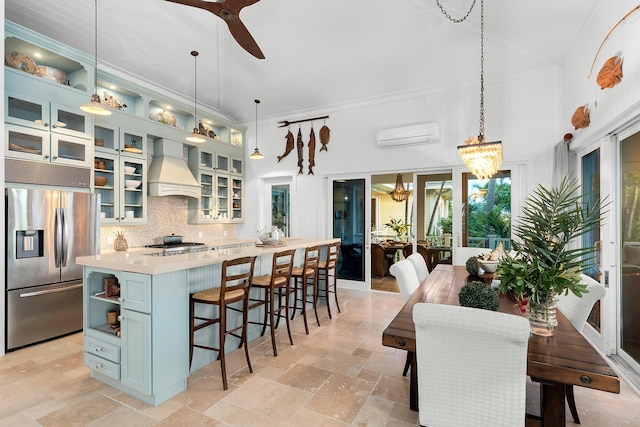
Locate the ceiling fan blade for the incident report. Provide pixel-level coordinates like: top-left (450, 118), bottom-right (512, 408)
top-left (223, 16), bottom-right (265, 59)
top-left (165, 0), bottom-right (265, 59)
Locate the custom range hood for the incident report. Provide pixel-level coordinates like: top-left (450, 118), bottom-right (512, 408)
top-left (147, 139), bottom-right (200, 198)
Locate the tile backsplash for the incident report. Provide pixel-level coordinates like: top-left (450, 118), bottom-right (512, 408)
top-left (99, 196), bottom-right (236, 250)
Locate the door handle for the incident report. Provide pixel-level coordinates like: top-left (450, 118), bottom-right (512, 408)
top-left (19, 283), bottom-right (83, 298)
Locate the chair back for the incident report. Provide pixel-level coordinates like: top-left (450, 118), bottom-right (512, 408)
top-left (416, 244), bottom-right (433, 272)
top-left (371, 243), bottom-right (387, 278)
top-left (413, 303), bottom-right (530, 427)
top-left (402, 243), bottom-right (413, 259)
top-left (220, 256), bottom-right (256, 299)
top-left (271, 249), bottom-right (296, 286)
top-left (557, 274), bottom-right (606, 332)
top-left (303, 245), bottom-right (321, 273)
top-left (324, 241), bottom-right (341, 269)
top-left (389, 259), bottom-right (420, 304)
top-left (407, 253), bottom-right (429, 283)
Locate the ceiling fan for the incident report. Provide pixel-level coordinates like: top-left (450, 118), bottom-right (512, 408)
top-left (165, 0), bottom-right (265, 59)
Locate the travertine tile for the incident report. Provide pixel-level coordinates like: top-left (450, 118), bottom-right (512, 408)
top-left (0, 288), bottom-right (638, 427)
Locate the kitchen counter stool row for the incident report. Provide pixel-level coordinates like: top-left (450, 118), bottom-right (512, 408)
top-left (188, 241), bottom-right (342, 390)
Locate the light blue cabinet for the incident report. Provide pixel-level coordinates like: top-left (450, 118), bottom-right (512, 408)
top-left (83, 267), bottom-right (189, 406)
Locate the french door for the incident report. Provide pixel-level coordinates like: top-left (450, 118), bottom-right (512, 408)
top-left (577, 138), bottom-right (615, 354)
top-left (329, 176), bottom-right (370, 290)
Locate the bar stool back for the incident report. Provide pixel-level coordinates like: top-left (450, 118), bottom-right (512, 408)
top-left (248, 249), bottom-right (296, 356)
top-left (290, 245), bottom-right (321, 334)
top-left (318, 241), bottom-right (341, 319)
top-left (189, 256), bottom-right (256, 390)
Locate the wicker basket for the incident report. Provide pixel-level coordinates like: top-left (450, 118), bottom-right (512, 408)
top-left (94, 176), bottom-right (108, 186)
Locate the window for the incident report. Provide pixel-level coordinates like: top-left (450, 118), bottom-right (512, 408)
top-left (462, 171), bottom-right (511, 249)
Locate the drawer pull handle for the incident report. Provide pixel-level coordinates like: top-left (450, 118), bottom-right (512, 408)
top-left (94, 346), bottom-right (102, 352)
top-left (580, 375), bottom-right (592, 384)
top-left (398, 340), bottom-right (406, 347)
top-left (95, 363), bottom-right (102, 370)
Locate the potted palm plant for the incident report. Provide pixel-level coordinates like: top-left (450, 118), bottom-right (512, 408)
top-left (496, 176), bottom-right (605, 336)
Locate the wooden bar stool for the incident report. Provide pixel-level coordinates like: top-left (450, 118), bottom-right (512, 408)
top-left (247, 249), bottom-right (296, 356)
top-left (317, 241), bottom-right (341, 319)
top-left (290, 245), bottom-right (321, 334)
top-left (189, 256), bottom-right (256, 390)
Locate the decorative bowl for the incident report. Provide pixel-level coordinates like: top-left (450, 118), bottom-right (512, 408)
top-left (125, 179), bottom-right (141, 189)
top-left (124, 166), bottom-right (136, 174)
top-left (478, 259), bottom-right (499, 273)
top-left (36, 66), bottom-right (69, 85)
top-left (5, 52), bottom-right (36, 74)
top-left (94, 176), bottom-right (108, 187)
top-left (94, 138), bottom-right (104, 147)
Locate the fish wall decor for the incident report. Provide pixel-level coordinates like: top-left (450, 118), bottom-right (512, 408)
top-left (278, 130), bottom-right (294, 162)
top-left (597, 55), bottom-right (623, 90)
top-left (319, 125), bottom-right (330, 151)
top-left (571, 105), bottom-right (590, 130)
top-left (308, 127), bottom-right (316, 175)
top-left (296, 128), bottom-right (304, 175)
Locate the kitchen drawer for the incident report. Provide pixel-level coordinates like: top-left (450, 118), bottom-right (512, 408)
top-left (84, 352), bottom-right (120, 381)
top-left (84, 336), bottom-right (121, 363)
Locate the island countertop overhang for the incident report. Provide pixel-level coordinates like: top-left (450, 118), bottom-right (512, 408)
top-left (77, 237), bottom-right (341, 275)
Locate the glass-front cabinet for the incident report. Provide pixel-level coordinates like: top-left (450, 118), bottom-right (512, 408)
top-left (5, 91), bottom-right (92, 168)
top-left (94, 151), bottom-right (146, 224)
top-left (231, 177), bottom-right (244, 221)
top-left (94, 121), bottom-right (147, 160)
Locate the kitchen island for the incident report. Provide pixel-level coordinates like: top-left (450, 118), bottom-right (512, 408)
top-left (77, 237), bottom-right (339, 405)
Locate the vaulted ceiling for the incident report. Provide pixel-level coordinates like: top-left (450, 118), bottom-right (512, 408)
top-left (5, 0), bottom-right (599, 123)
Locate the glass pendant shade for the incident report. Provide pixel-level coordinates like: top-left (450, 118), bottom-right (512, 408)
top-left (389, 173), bottom-right (410, 202)
top-left (457, 136), bottom-right (503, 180)
top-left (81, 0), bottom-right (111, 116)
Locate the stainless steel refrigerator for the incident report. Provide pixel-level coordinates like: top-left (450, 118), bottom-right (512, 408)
top-left (5, 187), bottom-right (100, 350)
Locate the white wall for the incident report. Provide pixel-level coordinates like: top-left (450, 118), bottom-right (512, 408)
top-left (240, 67), bottom-right (562, 240)
top-left (561, 0), bottom-right (640, 150)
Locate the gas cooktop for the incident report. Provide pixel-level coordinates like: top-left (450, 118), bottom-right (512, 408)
top-left (144, 242), bottom-right (209, 256)
top-left (144, 242), bottom-right (206, 249)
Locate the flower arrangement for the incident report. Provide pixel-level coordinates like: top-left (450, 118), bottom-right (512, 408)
top-left (385, 218), bottom-right (410, 236)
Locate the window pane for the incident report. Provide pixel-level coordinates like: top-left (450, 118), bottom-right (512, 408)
top-left (463, 171), bottom-right (511, 250)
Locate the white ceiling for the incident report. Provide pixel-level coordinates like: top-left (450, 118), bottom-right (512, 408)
top-left (5, 0), bottom-right (599, 124)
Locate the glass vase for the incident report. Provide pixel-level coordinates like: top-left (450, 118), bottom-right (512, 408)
top-left (527, 292), bottom-right (558, 336)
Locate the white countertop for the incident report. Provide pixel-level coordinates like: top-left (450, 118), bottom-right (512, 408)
top-left (77, 237), bottom-right (340, 275)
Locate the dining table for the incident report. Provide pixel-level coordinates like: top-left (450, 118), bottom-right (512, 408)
top-left (382, 264), bottom-right (620, 427)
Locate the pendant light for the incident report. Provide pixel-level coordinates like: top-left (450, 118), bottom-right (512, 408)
top-left (389, 173), bottom-right (410, 202)
top-left (80, 0), bottom-right (111, 115)
top-left (186, 50), bottom-right (206, 143)
top-left (454, 0), bottom-right (502, 180)
top-left (249, 99), bottom-right (264, 159)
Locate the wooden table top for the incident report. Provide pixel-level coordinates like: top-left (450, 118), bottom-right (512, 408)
top-left (382, 264), bottom-right (620, 394)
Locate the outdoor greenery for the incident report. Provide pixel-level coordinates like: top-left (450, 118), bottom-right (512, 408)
top-left (467, 176), bottom-right (511, 245)
top-left (496, 176), bottom-right (606, 304)
top-left (458, 280), bottom-right (499, 311)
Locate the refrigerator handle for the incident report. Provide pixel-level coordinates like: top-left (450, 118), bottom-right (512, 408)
top-left (61, 208), bottom-right (68, 267)
top-left (54, 207), bottom-right (63, 268)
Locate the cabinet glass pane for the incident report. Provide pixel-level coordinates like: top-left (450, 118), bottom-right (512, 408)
top-left (95, 125), bottom-right (116, 150)
top-left (57, 137), bottom-right (87, 161)
top-left (201, 151), bottom-right (213, 168)
top-left (217, 175), bottom-right (229, 219)
top-left (8, 96), bottom-right (43, 123)
top-left (217, 155), bottom-right (229, 172)
top-left (8, 129), bottom-right (43, 155)
top-left (56, 109), bottom-right (86, 133)
top-left (232, 158), bottom-right (242, 174)
top-left (123, 132), bottom-right (143, 154)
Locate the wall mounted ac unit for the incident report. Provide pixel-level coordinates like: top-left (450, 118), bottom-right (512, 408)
top-left (376, 122), bottom-right (440, 148)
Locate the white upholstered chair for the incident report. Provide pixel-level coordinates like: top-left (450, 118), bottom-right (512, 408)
top-left (407, 253), bottom-right (429, 283)
top-left (413, 303), bottom-right (530, 427)
top-left (553, 273), bottom-right (607, 424)
top-left (389, 259), bottom-right (421, 376)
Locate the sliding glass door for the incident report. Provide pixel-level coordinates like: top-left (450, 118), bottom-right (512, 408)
top-left (331, 177), bottom-right (369, 289)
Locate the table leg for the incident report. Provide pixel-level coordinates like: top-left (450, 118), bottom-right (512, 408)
top-left (541, 382), bottom-right (566, 427)
top-left (409, 351), bottom-right (418, 411)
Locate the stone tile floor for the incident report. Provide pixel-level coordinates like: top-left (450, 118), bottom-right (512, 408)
top-left (1, 288), bottom-right (639, 426)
